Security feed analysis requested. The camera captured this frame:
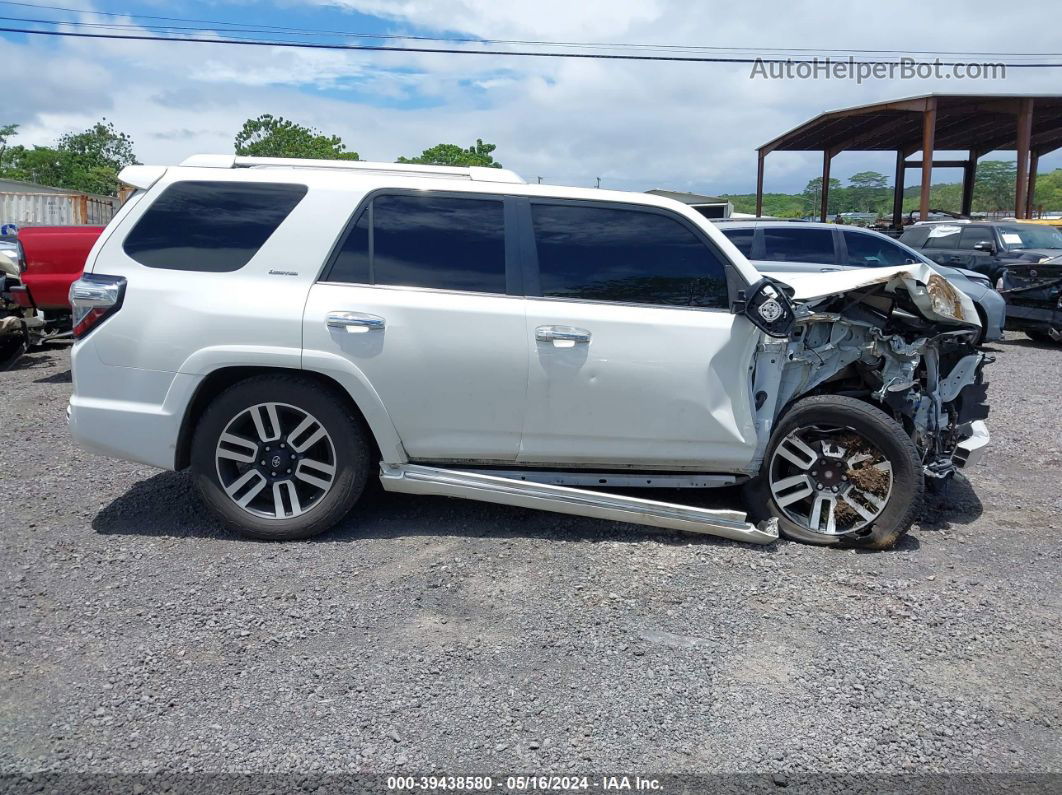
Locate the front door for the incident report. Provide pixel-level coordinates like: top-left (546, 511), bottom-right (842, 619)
top-left (303, 191), bottom-right (528, 462)
top-left (517, 201), bottom-right (758, 470)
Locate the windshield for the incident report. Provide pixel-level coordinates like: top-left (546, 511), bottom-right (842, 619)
top-left (998, 224), bottom-right (1062, 250)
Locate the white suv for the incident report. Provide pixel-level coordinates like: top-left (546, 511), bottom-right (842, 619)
top-left (69, 155), bottom-right (990, 549)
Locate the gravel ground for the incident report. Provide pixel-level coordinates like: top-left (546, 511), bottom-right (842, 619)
top-left (0, 334), bottom-right (1059, 778)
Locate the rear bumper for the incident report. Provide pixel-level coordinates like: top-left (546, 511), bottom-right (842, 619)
top-left (68, 341), bottom-right (201, 470)
top-left (954, 420), bottom-right (990, 469)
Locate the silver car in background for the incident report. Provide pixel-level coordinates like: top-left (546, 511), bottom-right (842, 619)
top-left (715, 220), bottom-right (1005, 343)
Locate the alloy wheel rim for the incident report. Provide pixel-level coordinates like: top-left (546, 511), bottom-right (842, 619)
top-left (768, 424), bottom-right (894, 536)
top-left (214, 402), bottom-right (337, 520)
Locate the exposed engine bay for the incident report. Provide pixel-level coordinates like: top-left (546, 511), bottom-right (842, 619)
top-left (749, 264), bottom-right (990, 480)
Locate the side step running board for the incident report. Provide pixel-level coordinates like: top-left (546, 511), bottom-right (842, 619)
top-left (379, 464), bottom-right (778, 545)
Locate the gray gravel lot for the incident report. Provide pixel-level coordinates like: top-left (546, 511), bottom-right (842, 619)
top-left (0, 334), bottom-right (1059, 777)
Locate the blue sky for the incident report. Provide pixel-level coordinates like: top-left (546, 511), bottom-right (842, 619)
top-left (2, 0), bottom-right (1061, 195)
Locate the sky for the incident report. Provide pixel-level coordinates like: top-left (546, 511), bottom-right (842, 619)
top-left (3, 0), bottom-right (1061, 195)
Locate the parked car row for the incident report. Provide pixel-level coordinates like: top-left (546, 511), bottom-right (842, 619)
top-left (898, 220), bottom-right (1062, 343)
top-left (64, 155), bottom-right (992, 552)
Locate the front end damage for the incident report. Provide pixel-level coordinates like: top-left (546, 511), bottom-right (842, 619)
top-left (749, 264), bottom-right (991, 480)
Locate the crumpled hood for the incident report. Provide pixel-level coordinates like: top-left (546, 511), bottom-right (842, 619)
top-left (761, 263), bottom-right (980, 328)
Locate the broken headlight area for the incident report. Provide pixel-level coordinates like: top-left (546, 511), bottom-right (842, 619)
top-left (750, 268), bottom-right (990, 481)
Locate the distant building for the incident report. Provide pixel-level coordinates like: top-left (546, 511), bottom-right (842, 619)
top-left (646, 189), bottom-right (733, 219)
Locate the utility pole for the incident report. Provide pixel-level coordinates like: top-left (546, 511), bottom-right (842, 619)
top-left (595, 177), bottom-right (601, 189)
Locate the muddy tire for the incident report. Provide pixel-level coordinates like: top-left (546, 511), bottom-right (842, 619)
top-left (743, 395), bottom-right (923, 550)
top-left (191, 375), bottom-right (370, 540)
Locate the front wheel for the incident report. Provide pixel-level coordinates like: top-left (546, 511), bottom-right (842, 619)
top-left (191, 375), bottom-right (370, 540)
top-left (743, 395), bottom-right (924, 550)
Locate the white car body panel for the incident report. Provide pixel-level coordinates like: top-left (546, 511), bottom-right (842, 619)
top-left (761, 262), bottom-right (980, 327)
top-left (303, 284), bottom-right (529, 462)
top-left (519, 298), bottom-right (760, 468)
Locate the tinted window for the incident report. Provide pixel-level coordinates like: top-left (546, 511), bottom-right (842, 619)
top-left (372, 194), bottom-right (505, 293)
top-left (721, 227), bottom-right (754, 257)
top-left (923, 225), bottom-right (962, 250)
top-left (124, 181), bottom-right (307, 271)
top-left (958, 226), bottom-right (994, 250)
top-left (328, 209), bottom-right (369, 284)
top-left (761, 227), bottom-right (835, 263)
top-left (899, 226), bottom-right (930, 248)
top-left (531, 204), bottom-right (728, 308)
top-left (843, 231), bottom-right (912, 267)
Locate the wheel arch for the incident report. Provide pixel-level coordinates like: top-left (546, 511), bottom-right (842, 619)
top-left (174, 364), bottom-right (404, 470)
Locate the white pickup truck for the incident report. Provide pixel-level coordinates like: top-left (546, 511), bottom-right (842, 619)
top-left (67, 156), bottom-right (990, 550)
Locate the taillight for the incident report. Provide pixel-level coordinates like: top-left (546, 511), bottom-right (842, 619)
top-left (70, 274), bottom-right (126, 339)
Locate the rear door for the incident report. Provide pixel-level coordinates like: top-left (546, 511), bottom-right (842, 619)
top-left (517, 200), bottom-right (759, 470)
top-left (303, 191), bottom-right (528, 462)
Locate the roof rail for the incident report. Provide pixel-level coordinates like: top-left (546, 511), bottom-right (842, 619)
top-left (179, 154), bottom-right (525, 184)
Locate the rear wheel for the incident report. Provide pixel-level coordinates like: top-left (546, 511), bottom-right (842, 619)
top-left (191, 375), bottom-right (370, 540)
top-left (743, 395), bottom-right (923, 550)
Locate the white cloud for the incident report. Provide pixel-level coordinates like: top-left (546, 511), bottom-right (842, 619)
top-left (5, 0), bottom-right (1062, 194)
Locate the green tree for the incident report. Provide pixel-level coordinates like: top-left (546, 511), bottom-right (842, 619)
top-left (801, 176), bottom-right (843, 216)
top-left (234, 114), bottom-right (359, 160)
top-left (0, 118), bottom-right (139, 195)
top-left (397, 139), bottom-right (502, 168)
top-left (847, 170), bottom-right (890, 212)
top-left (0, 123), bottom-right (18, 171)
top-left (973, 159), bottom-right (1017, 212)
top-left (1032, 168), bottom-right (1062, 213)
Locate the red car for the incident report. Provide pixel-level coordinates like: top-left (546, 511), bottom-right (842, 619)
top-left (18, 225), bottom-right (105, 318)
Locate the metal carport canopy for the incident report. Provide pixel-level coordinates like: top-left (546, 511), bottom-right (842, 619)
top-left (754, 94), bottom-right (1062, 226)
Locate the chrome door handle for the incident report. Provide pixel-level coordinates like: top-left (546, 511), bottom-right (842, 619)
top-left (326, 311), bottom-right (385, 332)
top-left (536, 325), bottom-right (591, 344)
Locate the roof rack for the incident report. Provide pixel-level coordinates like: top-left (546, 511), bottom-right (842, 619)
top-left (179, 154), bottom-right (525, 184)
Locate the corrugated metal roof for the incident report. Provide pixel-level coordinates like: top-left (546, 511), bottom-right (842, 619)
top-left (758, 94), bottom-right (1062, 154)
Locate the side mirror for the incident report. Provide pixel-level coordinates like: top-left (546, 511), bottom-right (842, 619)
top-left (973, 240), bottom-right (996, 255)
top-left (738, 278), bottom-right (796, 338)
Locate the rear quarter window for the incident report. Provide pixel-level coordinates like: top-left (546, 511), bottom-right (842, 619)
top-left (720, 228), bottom-right (754, 257)
top-left (123, 181), bottom-right (307, 272)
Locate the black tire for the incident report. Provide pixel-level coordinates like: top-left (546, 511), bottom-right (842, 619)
top-left (1025, 329), bottom-right (1059, 344)
top-left (191, 375), bottom-right (370, 540)
top-left (743, 395), bottom-right (923, 550)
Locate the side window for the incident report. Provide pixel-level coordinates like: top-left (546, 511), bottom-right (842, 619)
top-left (842, 231), bottom-right (912, 267)
top-left (899, 226), bottom-right (930, 248)
top-left (328, 209), bottom-right (369, 284)
top-left (958, 225), bottom-right (993, 251)
top-left (327, 193), bottom-right (506, 293)
top-left (720, 228), bottom-right (754, 257)
top-left (124, 181), bottom-right (307, 272)
top-left (923, 225), bottom-right (962, 250)
top-left (530, 203), bottom-right (729, 308)
top-left (761, 227), bottom-right (835, 263)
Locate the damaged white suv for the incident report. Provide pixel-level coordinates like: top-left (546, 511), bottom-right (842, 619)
top-left (69, 156), bottom-right (990, 549)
